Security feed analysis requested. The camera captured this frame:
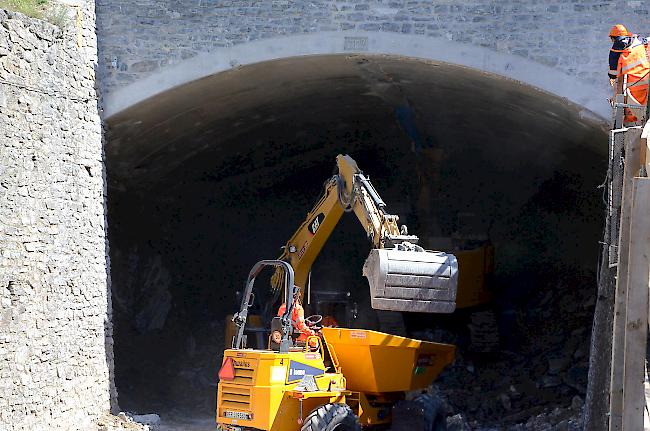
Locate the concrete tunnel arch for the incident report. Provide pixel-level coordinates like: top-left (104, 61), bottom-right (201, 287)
top-left (104, 50), bottom-right (609, 424)
top-left (103, 32), bottom-right (610, 119)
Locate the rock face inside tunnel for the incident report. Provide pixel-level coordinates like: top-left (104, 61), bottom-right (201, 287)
top-left (104, 55), bottom-right (608, 421)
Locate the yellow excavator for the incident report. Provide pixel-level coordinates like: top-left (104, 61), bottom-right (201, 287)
top-left (270, 154), bottom-right (458, 314)
top-left (224, 154), bottom-right (460, 346)
top-left (217, 155), bottom-right (460, 431)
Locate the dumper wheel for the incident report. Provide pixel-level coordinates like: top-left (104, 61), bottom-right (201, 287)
top-left (392, 394), bottom-right (446, 431)
top-left (301, 403), bottom-right (361, 431)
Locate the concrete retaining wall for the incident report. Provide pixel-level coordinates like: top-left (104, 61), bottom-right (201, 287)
top-left (0, 4), bottom-right (114, 430)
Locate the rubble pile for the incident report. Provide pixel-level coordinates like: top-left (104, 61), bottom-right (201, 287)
top-left (443, 397), bottom-right (584, 431)
top-left (96, 413), bottom-right (150, 431)
top-left (429, 275), bottom-right (596, 430)
top-left (468, 311), bottom-right (500, 353)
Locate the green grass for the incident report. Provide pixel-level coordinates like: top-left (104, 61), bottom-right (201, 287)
top-left (1, 0), bottom-right (69, 28)
top-left (0, 0), bottom-right (49, 20)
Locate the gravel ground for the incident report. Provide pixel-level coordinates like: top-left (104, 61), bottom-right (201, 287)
top-left (156, 416), bottom-right (215, 431)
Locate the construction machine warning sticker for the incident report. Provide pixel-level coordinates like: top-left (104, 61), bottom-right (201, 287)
top-left (270, 366), bottom-right (287, 383)
top-left (298, 242), bottom-right (307, 260)
top-left (350, 330), bottom-right (367, 339)
top-left (308, 213), bottom-right (325, 235)
top-left (287, 360), bottom-right (324, 383)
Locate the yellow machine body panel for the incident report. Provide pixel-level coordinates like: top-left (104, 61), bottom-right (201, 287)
top-left (217, 348), bottom-right (347, 431)
top-left (454, 244), bottom-right (495, 309)
top-left (321, 327), bottom-right (455, 394)
top-left (216, 329), bottom-right (454, 431)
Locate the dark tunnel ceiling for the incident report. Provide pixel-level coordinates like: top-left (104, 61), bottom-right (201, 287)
top-left (105, 54), bottom-right (608, 193)
top-left (105, 54), bottom-right (608, 283)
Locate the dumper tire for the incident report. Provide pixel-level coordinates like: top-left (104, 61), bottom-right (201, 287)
top-left (301, 403), bottom-right (361, 431)
top-left (392, 394), bottom-right (447, 431)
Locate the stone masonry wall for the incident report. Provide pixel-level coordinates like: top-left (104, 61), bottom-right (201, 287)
top-left (0, 4), bottom-right (114, 430)
top-left (96, 0), bottom-right (650, 108)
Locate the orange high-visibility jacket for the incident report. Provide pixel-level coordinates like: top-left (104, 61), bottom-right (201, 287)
top-left (615, 37), bottom-right (649, 119)
top-left (278, 301), bottom-right (315, 341)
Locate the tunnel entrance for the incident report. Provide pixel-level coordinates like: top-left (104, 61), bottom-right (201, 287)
top-left (105, 54), bottom-right (607, 427)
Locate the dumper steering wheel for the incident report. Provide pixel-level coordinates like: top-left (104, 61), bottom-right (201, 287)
top-left (305, 314), bottom-right (323, 329)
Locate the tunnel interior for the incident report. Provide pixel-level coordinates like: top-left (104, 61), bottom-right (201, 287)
top-left (105, 54), bottom-right (607, 425)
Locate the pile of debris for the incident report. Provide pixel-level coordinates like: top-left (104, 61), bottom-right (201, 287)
top-left (443, 394), bottom-right (584, 431)
top-left (422, 275), bottom-right (596, 430)
top-left (97, 412), bottom-right (158, 431)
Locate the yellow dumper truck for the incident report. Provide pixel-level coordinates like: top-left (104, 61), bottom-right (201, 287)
top-left (217, 261), bottom-right (455, 431)
top-left (217, 155), bottom-right (461, 431)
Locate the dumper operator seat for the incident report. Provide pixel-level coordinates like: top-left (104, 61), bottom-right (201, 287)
top-left (268, 316), bottom-right (284, 351)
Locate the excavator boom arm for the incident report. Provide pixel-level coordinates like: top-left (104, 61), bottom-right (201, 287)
top-left (275, 175), bottom-right (345, 290)
top-left (274, 154), bottom-right (458, 313)
top-left (275, 155), bottom-right (407, 288)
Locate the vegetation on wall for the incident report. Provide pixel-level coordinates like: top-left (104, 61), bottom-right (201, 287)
top-left (0, 0), bottom-right (69, 27)
top-left (0, 0), bottom-right (48, 19)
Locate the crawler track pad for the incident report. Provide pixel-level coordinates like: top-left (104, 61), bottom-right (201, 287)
top-left (363, 249), bottom-right (458, 313)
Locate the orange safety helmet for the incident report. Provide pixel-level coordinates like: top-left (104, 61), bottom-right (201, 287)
top-left (609, 24), bottom-right (630, 37)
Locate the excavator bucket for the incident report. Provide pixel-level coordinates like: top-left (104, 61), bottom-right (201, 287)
top-left (363, 249), bottom-right (458, 313)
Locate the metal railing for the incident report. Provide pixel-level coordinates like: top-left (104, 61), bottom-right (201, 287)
top-left (606, 69), bottom-right (649, 267)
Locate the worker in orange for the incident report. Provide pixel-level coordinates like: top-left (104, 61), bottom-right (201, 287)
top-left (608, 24), bottom-right (649, 124)
top-left (278, 286), bottom-right (316, 342)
